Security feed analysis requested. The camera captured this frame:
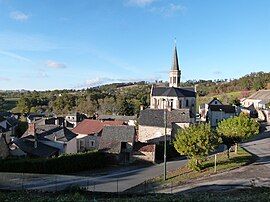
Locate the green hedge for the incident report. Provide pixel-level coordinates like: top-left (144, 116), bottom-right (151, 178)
top-left (0, 152), bottom-right (117, 174)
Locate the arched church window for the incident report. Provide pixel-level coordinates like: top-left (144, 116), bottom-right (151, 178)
top-left (173, 77), bottom-right (176, 84)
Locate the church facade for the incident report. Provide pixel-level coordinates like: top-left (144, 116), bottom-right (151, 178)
top-left (150, 45), bottom-right (196, 117)
top-left (138, 45), bottom-right (196, 143)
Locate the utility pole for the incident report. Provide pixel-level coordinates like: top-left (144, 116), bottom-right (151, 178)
top-left (164, 103), bottom-right (167, 181)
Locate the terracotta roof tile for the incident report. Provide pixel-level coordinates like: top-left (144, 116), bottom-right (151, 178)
top-left (72, 119), bottom-right (124, 135)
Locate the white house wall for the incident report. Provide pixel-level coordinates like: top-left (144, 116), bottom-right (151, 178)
top-left (65, 138), bottom-right (77, 154)
top-left (208, 111), bottom-right (235, 127)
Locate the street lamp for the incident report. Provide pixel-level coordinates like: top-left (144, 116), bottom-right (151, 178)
top-left (163, 99), bottom-right (167, 181)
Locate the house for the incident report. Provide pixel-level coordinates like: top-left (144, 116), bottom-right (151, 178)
top-left (99, 125), bottom-right (135, 163)
top-left (97, 115), bottom-right (137, 126)
top-left (0, 114), bottom-right (18, 137)
top-left (132, 142), bottom-right (156, 163)
top-left (11, 136), bottom-right (60, 158)
top-left (27, 113), bottom-right (46, 123)
top-left (138, 108), bottom-right (191, 143)
top-left (10, 122), bottom-right (77, 157)
top-left (72, 119), bottom-right (124, 152)
top-left (241, 90), bottom-right (270, 109)
top-left (65, 112), bottom-right (87, 128)
top-left (150, 45), bottom-right (196, 117)
top-left (206, 98), bottom-right (236, 127)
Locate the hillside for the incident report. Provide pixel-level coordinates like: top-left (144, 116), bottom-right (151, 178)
top-left (0, 71), bottom-right (269, 115)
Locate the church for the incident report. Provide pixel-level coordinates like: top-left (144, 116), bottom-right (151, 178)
top-left (150, 45), bottom-right (196, 117)
top-left (138, 45), bottom-right (196, 143)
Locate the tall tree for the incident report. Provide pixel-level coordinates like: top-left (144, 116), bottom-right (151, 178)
top-left (217, 113), bottom-right (260, 158)
top-left (174, 123), bottom-right (220, 171)
top-left (0, 96), bottom-right (5, 111)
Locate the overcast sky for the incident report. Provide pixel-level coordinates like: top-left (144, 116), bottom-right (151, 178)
top-left (0, 0), bottom-right (269, 90)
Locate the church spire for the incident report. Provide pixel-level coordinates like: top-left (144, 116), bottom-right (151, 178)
top-left (171, 45), bottom-right (180, 71)
top-left (169, 40), bottom-right (181, 87)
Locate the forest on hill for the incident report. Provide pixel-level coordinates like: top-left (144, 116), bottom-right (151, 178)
top-left (0, 72), bottom-right (269, 116)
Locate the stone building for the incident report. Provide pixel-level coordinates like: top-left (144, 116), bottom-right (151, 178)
top-left (138, 44), bottom-right (196, 143)
top-left (150, 45), bottom-right (196, 117)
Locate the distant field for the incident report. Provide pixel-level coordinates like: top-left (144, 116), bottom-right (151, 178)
top-left (3, 98), bottom-right (19, 111)
top-left (197, 90), bottom-right (254, 110)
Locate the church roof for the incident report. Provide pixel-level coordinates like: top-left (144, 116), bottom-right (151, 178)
top-left (139, 108), bottom-right (191, 128)
top-left (171, 46), bottom-right (180, 71)
top-left (152, 86), bottom-right (196, 97)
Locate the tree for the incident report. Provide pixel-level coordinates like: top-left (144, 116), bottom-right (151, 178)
top-left (76, 96), bottom-right (98, 116)
top-left (217, 113), bottom-right (260, 158)
top-left (116, 96), bottom-right (134, 116)
top-left (0, 96), bottom-right (5, 111)
top-left (16, 96), bottom-right (31, 114)
top-left (174, 123), bottom-right (220, 171)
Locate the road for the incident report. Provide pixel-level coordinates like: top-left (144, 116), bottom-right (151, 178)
top-left (0, 158), bottom-right (187, 192)
top-left (157, 124), bottom-right (270, 193)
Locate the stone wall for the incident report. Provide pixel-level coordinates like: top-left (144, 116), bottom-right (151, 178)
top-left (138, 125), bottom-right (172, 143)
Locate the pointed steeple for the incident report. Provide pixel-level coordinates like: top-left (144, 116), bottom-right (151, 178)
top-left (169, 39), bottom-right (181, 88)
top-left (171, 45), bottom-right (180, 71)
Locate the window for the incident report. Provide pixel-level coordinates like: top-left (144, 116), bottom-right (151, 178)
top-left (90, 140), bottom-right (95, 147)
top-left (215, 101), bottom-right (217, 104)
top-left (173, 77), bottom-right (176, 84)
top-left (179, 100), bottom-right (182, 108)
top-left (186, 99), bottom-right (189, 107)
top-left (177, 76), bottom-right (180, 84)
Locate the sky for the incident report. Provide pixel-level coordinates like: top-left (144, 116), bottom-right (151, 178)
top-left (0, 0), bottom-right (269, 90)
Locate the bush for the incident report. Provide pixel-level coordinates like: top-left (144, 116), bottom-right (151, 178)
top-left (0, 151), bottom-right (117, 174)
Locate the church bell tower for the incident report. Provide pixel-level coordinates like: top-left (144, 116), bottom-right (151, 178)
top-left (169, 44), bottom-right (181, 87)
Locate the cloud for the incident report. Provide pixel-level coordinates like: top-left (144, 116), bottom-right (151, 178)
top-left (213, 70), bottom-right (222, 75)
top-left (0, 77), bottom-right (10, 81)
top-left (125, 0), bottom-right (156, 7)
top-left (149, 3), bottom-right (186, 17)
top-left (0, 50), bottom-right (32, 62)
top-left (76, 76), bottom-right (160, 88)
top-left (10, 11), bottom-right (29, 21)
top-left (46, 60), bottom-right (66, 69)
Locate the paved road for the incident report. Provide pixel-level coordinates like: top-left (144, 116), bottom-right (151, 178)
top-left (0, 158), bottom-right (187, 192)
top-left (157, 124), bottom-right (270, 193)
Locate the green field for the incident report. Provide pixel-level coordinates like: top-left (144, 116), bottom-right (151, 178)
top-left (196, 90), bottom-right (254, 111)
top-left (128, 147), bottom-right (254, 193)
top-left (3, 98), bottom-right (19, 111)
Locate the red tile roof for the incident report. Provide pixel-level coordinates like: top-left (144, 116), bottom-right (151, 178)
top-left (72, 119), bottom-right (124, 135)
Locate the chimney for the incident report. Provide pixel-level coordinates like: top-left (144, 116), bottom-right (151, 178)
top-left (28, 123), bottom-right (36, 136)
top-left (55, 118), bottom-right (59, 126)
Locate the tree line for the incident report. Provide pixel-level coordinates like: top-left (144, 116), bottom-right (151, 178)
top-left (10, 83), bottom-right (150, 117)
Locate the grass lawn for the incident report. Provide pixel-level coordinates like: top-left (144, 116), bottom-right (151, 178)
top-left (1, 187), bottom-right (270, 202)
top-left (128, 147), bottom-right (255, 192)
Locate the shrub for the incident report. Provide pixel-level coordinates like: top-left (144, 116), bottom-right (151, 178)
top-left (0, 151), bottom-right (117, 174)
